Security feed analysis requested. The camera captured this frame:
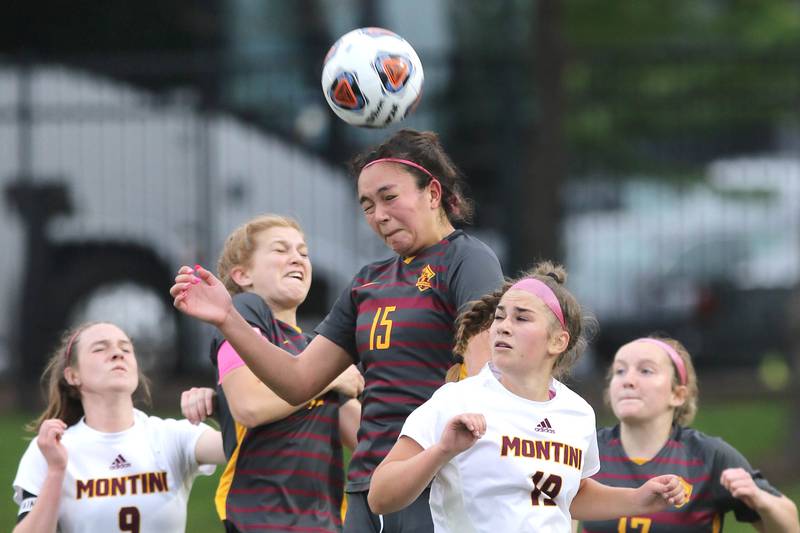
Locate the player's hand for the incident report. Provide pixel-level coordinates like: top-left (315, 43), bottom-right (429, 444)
top-left (331, 365), bottom-right (365, 399)
top-left (437, 413), bottom-right (486, 457)
top-left (181, 387), bottom-right (216, 424)
top-left (635, 474), bottom-right (687, 512)
top-left (170, 265), bottom-right (233, 327)
top-left (37, 419), bottom-right (68, 471)
top-left (721, 468), bottom-right (766, 511)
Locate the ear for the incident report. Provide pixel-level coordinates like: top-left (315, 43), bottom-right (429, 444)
top-left (64, 366), bottom-right (80, 387)
top-left (427, 178), bottom-right (443, 210)
top-left (230, 265), bottom-right (252, 289)
top-left (670, 384), bottom-right (688, 409)
top-left (547, 329), bottom-right (570, 356)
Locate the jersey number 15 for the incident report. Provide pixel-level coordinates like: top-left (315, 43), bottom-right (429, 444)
top-left (369, 306), bottom-right (396, 350)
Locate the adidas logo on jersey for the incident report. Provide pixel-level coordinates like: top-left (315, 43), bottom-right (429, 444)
top-left (535, 418), bottom-right (555, 434)
top-left (110, 454), bottom-right (131, 470)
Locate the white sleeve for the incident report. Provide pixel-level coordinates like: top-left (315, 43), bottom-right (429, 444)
top-left (582, 428), bottom-right (600, 479)
top-left (152, 417), bottom-right (217, 482)
top-left (12, 439), bottom-right (48, 508)
top-left (400, 384), bottom-right (453, 450)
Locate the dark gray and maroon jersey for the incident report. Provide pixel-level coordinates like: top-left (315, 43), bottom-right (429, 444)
top-left (211, 292), bottom-right (344, 533)
top-left (315, 230), bottom-right (503, 492)
top-left (581, 425), bottom-right (782, 533)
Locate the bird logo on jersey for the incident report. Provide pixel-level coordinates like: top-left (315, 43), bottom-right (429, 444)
top-left (676, 476), bottom-right (693, 508)
top-left (416, 264), bottom-right (436, 292)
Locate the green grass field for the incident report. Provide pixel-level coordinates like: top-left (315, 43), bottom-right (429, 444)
top-left (1, 401), bottom-right (797, 532)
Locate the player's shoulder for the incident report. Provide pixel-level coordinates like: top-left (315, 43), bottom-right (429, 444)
top-left (138, 409), bottom-right (189, 434)
top-left (552, 379), bottom-right (595, 417)
top-left (595, 425), bottom-right (621, 447)
top-left (352, 254), bottom-right (397, 281)
top-left (444, 230), bottom-right (498, 260)
top-left (675, 425), bottom-right (743, 459)
top-left (18, 434), bottom-right (43, 459)
top-left (232, 292), bottom-right (273, 325)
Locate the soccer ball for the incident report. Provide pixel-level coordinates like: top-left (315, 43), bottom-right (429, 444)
top-left (321, 27), bottom-right (424, 128)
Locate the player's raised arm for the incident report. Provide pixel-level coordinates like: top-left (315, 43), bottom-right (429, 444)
top-left (13, 419), bottom-right (67, 533)
top-left (172, 265), bottom-right (352, 405)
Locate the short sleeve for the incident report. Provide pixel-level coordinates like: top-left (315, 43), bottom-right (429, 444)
top-left (211, 293), bottom-right (275, 367)
top-left (314, 281), bottom-right (359, 362)
top-left (581, 430), bottom-right (600, 478)
top-left (400, 384), bottom-right (453, 450)
top-left (153, 417), bottom-right (217, 481)
top-left (710, 437), bottom-right (782, 523)
top-left (12, 439), bottom-right (47, 507)
top-left (447, 238), bottom-right (503, 312)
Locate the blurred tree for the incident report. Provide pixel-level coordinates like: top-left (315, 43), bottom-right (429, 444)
top-left (564, 0), bottom-right (800, 175)
top-left (444, 0), bottom-right (563, 272)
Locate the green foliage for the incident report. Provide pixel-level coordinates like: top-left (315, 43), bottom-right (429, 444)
top-left (564, 0), bottom-right (800, 175)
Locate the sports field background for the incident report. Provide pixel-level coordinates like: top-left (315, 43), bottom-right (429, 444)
top-left (2, 396), bottom-right (797, 532)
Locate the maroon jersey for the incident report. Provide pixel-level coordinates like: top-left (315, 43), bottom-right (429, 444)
top-left (211, 292), bottom-right (344, 532)
top-left (581, 425), bottom-right (782, 533)
top-left (315, 230), bottom-right (503, 491)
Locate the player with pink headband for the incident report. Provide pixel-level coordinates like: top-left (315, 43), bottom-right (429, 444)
top-left (369, 262), bottom-right (689, 532)
top-left (170, 129), bottom-right (503, 532)
top-left (579, 336), bottom-right (799, 533)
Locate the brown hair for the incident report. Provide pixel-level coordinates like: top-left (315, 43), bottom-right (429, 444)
top-left (28, 322), bottom-right (152, 432)
top-left (350, 129), bottom-right (474, 224)
top-left (446, 260), bottom-right (594, 381)
top-left (217, 214), bottom-right (304, 295)
top-left (605, 336), bottom-right (699, 426)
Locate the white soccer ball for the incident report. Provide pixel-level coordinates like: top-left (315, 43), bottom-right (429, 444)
top-left (321, 27), bottom-right (424, 128)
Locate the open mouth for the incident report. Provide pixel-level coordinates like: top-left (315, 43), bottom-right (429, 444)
top-left (286, 271), bottom-right (305, 281)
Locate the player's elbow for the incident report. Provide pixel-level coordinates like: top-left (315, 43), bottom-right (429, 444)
top-left (367, 485), bottom-right (394, 515)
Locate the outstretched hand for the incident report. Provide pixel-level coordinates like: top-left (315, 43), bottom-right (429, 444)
top-left (635, 475), bottom-right (687, 512)
top-left (170, 265), bottom-right (233, 327)
top-left (437, 413), bottom-right (486, 458)
top-left (37, 419), bottom-right (68, 471)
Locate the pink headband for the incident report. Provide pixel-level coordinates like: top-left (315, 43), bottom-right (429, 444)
top-left (64, 327), bottom-right (85, 366)
top-left (509, 278), bottom-right (566, 329)
top-left (363, 158), bottom-right (435, 180)
top-left (633, 338), bottom-right (688, 386)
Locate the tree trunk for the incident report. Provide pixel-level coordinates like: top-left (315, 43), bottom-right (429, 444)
top-left (515, 0), bottom-right (565, 269)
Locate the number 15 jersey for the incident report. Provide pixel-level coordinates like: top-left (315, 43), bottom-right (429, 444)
top-left (316, 230), bottom-right (503, 492)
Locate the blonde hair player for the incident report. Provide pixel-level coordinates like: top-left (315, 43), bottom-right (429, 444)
top-left (12, 322), bottom-right (224, 533)
top-left (368, 262), bottom-right (686, 532)
top-left (180, 214), bottom-right (362, 533)
top-left (578, 336), bottom-right (800, 533)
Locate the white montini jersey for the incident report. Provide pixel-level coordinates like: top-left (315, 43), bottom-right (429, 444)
top-left (401, 364), bottom-right (600, 533)
top-left (13, 409), bottom-right (216, 533)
